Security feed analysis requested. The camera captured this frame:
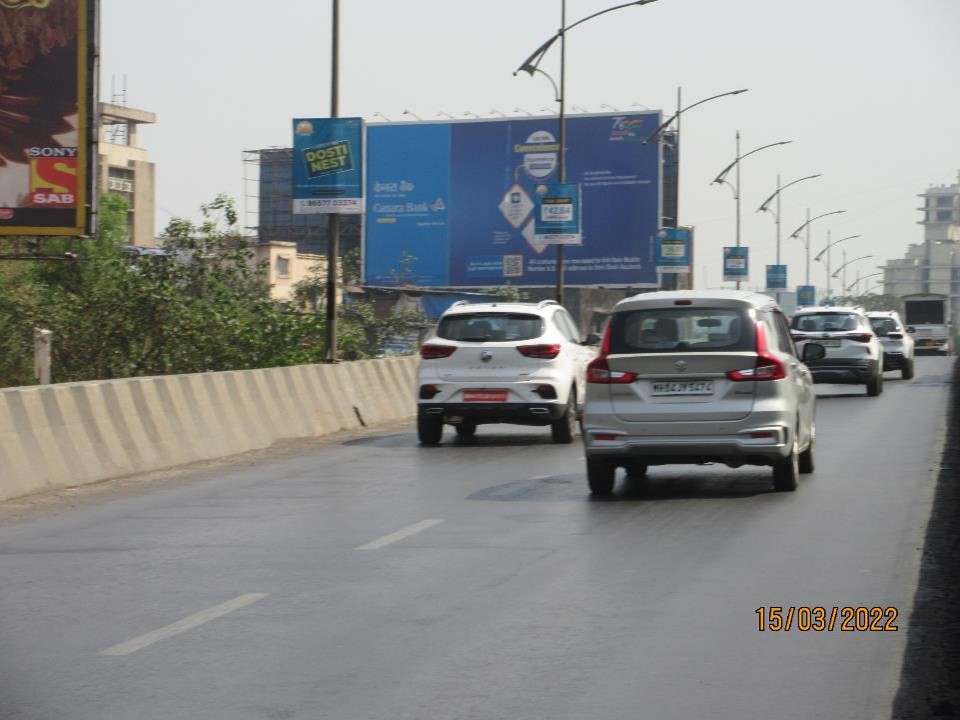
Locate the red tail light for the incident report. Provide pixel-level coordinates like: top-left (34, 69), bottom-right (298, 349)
top-left (586, 326), bottom-right (638, 384)
top-left (846, 333), bottom-right (873, 343)
top-left (727, 322), bottom-right (787, 381)
top-left (517, 344), bottom-right (561, 359)
top-left (420, 344), bottom-right (457, 360)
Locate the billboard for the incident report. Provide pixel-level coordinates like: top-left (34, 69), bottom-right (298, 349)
top-left (0, 0), bottom-right (98, 236)
top-left (364, 113), bottom-right (661, 287)
top-left (765, 264), bottom-right (787, 291)
top-left (655, 227), bottom-right (691, 273)
top-left (292, 117), bottom-right (364, 214)
top-left (723, 247), bottom-right (749, 283)
top-left (533, 182), bottom-right (581, 245)
top-left (797, 285), bottom-right (816, 306)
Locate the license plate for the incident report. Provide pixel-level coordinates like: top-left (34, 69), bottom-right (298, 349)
top-left (819, 339), bottom-right (841, 347)
top-left (463, 389), bottom-right (508, 402)
top-left (650, 381), bottom-right (714, 396)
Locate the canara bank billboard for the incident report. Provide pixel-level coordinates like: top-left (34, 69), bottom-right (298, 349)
top-left (364, 112), bottom-right (661, 288)
top-left (0, 0), bottom-right (98, 236)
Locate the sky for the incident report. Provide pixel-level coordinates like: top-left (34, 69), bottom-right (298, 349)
top-left (99, 0), bottom-right (960, 293)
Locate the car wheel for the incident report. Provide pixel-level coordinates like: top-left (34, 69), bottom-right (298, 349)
top-left (455, 421), bottom-right (477, 438)
top-left (799, 423), bottom-right (815, 474)
top-left (551, 390), bottom-right (576, 444)
top-left (587, 456), bottom-right (616, 496)
top-left (417, 414), bottom-right (443, 445)
top-left (866, 370), bottom-right (883, 397)
top-left (773, 434), bottom-right (799, 492)
top-left (901, 359), bottom-right (914, 381)
top-left (624, 460), bottom-right (648, 477)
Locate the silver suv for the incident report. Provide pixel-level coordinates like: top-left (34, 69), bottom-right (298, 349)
top-left (416, 300), bottom-right (598, 445)
top-left (790, 305), bottom-right (884, 395)
top-left (581, 290), bottom-right (820, 495)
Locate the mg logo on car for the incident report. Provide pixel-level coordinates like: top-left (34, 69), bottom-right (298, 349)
top-left (480, 351), bottom-right (493, 363)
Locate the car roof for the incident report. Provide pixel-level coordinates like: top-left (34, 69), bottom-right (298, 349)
top-left (440, 300), bottom-right (561, 317)
top-left (794, 305), bottom-right (863, 314)
top-left (866, 310), bottom-right (899, 317)
top-left (612, 289), bottom-right (778, 312)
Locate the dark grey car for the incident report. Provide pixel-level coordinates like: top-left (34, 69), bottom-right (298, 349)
top-left (581, 291), bottom-right (821, 495)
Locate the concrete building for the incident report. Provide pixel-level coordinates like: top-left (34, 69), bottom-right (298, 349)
top-left (252, 240), bottom-right (341, 307)
top-left (98, 102), bottom-right (156, 246)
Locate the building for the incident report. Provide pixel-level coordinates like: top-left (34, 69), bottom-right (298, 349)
top-left (98, 102), bottom-right (156, 246)
top-left (252, 240), bottom-right (341, 307)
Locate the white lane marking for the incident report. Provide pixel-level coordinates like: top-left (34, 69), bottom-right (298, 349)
top-left (355, 519), bottom-right (445, 550)
top-left (100, 593), bottom-right (269, 656)
top-left (529, 475), bottom-right (548, 480)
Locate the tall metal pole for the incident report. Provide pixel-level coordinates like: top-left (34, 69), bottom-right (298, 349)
top-left (735, 130), bottom-right (741, 290)
top-left (804, 207), bottom-right (811, 285)
top-left (842, 249), bottom-right (848, 292)
top-left (325, 0), bottom-right (340, 362)
top-left (774, 174), bottom-right (781, 303)
top-left (825, 229), bottom-right (832, 298)
top-left (554, 0), bottom-right (566, 306)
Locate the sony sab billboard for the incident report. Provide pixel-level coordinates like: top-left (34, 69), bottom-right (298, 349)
top-left (0, 0), bottom-right (98, 236)
top-left (364, 113), bottom-right (661, 287)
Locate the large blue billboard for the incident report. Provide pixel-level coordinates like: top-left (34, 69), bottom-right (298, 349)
top-left (292, 118), bottom-right (364, 214)
top-left (364, 113), bottom-right (661, 287)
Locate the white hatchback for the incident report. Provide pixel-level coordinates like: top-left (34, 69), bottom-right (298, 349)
top-left (416, 300), bottom-right (598, 444)
top-left (867, 311), bottom-right (915, 380)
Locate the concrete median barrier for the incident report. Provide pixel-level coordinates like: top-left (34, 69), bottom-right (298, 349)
top-left (0, 356), bottom-right (419, 503)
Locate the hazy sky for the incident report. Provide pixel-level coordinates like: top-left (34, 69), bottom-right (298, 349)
top-left (99, 0), bottom-right (960, 292)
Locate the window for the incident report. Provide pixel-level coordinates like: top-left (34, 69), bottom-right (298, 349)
top-left (554, 311), bottom-right (581, 343)
top-left (609, 307), bottom-right (754, 354)
top-left (276, 255), bottom-right (290, 278)
top-left (792, 312), bottom-right (860, 332)
top-left (937, 196), bottom-right (952, 207)
top-left (772, 311), bottom-right (797, 356)
top-left (436, 313), bottom-right (543, 342)
top-left (936, 210), bottom-right (952, 222)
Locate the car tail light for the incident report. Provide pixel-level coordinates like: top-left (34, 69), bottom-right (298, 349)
top-left (420, 344), bottom-right (457, 359)
top-left (517, 344), bottom-right (561, 359)
top-left (419, 384), bottom-right (440, 399)
top-left (846, 333), bottom-right (873, 343)
top-left (727, 322), bottom-right (787, 381)
top-left (586, 326), bottom-right (638, 384)
top-left (674, 300), bottom-right (692, 306)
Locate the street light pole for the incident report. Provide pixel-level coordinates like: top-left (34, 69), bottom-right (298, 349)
top-left (788, 208), bottom-right (846, 289)
top-left (712, 136), bottom-right (792, 289)
top-left (757, 172), bottom-right (821, 300)
top-left (325, 0), bottom-right (340, 362)
top-left (813, 233), bottom-right (861, 298)
top-left (515, 0), bottom-right (659, 306)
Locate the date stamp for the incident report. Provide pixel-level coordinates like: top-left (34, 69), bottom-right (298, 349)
top-left (755, 606), bottom-right (899, 632)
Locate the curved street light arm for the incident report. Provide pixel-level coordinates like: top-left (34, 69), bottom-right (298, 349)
top-left (529, 67), bottom-right (561, 102)
top-left (831, 254), bottom-right (874, 279)
top-left (788, 209), bottom-right (846, 239)
top-left (757, 173), bottom-right (822, 214)
top-left (645, 88), bottom-right (748, 144)
top-left (514, 0), bottom-right (659, 76)
top-left (814, 233), bottom-right (861, 262)
top-left (713, 141), bottom-right (792, 186)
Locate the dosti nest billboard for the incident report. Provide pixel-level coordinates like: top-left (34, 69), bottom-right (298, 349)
top-left (363, 112), bottom-right (662, 288)
top-left (0, 0), bottom-right (98, 236)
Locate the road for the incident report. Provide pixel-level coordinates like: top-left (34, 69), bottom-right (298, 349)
top-left (0, 356), bottom-right (952, 720)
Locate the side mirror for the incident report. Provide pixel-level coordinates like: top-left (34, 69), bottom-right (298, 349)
top-left (583, 333), bottom-right (601, 346)
top-left (801, 343), bottom-right (826, 362)
top-left (887, 331), bottom-right (903, 339)
top-left (906, 326), bottom-right (916, 334)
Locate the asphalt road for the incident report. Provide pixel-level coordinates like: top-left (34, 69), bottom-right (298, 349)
top-left (0, 356), bottom-right (953, 720)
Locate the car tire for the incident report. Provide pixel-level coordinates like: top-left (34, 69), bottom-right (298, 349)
top-left (773, 434), bottom-right (799, 492)
top-left (455, 421), bottom-right (477, 438)
top-left (624, 460), bottom-right (648, 477)
top-left (417, 414), bottom-right (443, 445)
top-left (866, 371), bottom-right (883, 397)
top-left (551, 390), bottom-right (576, 444)
top-left (587, 456), bottom-right (616, 496)
top-left (901, 359), bottom-right (914, 381)
top-left (799, 424), bottom-right (815, 474)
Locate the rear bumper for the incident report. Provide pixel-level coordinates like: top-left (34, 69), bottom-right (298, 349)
top-left (418, 402), bottom-right (566, 424)
top-left (806, 358), bottom-right (878, 384)
top-left (882, 352), bottom-right (906, 370)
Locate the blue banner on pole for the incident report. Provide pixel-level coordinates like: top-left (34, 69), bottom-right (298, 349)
top-left (533, 183), bottom-right (581, 245)
top-left (766, 264), bottom-right (787, 291)
top-left (292, 117), bottom-right (365, 214)
top-left (797, 285), bottom-right (816, 306)
top-left (656, 228), bottom-right (691, 273)
top-left (723, 247), bottom-right (749, 283)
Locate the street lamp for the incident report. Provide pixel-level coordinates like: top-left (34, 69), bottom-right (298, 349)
top-left (514, 0), bottom-right (660, 305)
top-left (489, 109), bottom-right (507, 117)
top-left (756, 172), bottom-right (821, 301)
top-left (538, 106), bottom-right (557, 114)
top-left (513, 108), bottom-right (533, 116)
top-left (402, 109), bottom-right (422, 120)
top-left (599, 103), bottom-right (620, 111)
top-left (372, 112), bottom-right (392, 122)
top-left (436, 111), bottom-right (455, 119)
top-left (712, 135), bottom-right (792, 288)
top-left (463, 111), bottom-right (481, 118)
top-left (788, 209), bottom-right (846, 285)
top-left (846, 270), bottom-right (883, 296)
top-left (571, 104), bottom-right (590, 113)
top-left (814, 233), bottom-right (861, 298)
top-left (832, 254), bottom-right (873, 281)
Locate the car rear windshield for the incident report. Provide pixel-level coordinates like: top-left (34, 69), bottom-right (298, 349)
top-left (792, 313), bottom-right (860, 332)
top-left (436, 313), bottom-right (544, 342)
top-left (869, 317), bottom-right (899, 335)
top-left (608, 308), bottom-right (754, 354)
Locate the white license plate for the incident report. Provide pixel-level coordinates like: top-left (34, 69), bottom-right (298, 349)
top-left (819, 339), bottom-right (842, 347)
top-left (650, 381), bottom-right (714, 396)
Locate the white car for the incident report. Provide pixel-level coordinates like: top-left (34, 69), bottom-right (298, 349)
top-left (790, 305), bottom-right (884, 396)
top-left (416, 300), bottom-right (598, 444)
top-left (867, 310), bottom-right (915, 380)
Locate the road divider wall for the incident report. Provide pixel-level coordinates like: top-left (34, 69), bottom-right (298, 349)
top-left (0, 356), bottom-right (419, 502)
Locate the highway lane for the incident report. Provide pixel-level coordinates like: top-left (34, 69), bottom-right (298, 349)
top-left (0, 356), bottom-right (952, 720)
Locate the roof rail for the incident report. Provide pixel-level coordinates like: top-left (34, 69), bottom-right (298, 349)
top-left (538, 299), bottom-right (559, 308)
top-left (450, 300), bottom-right (470, 308)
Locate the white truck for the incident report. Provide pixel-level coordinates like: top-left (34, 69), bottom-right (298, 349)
top-left (901, 293), bottom-right (952, 354)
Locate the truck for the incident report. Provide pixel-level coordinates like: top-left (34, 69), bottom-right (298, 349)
top-left (901, 293), bottom-right (952, 354)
